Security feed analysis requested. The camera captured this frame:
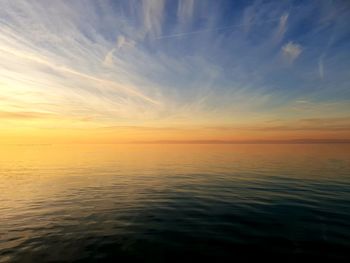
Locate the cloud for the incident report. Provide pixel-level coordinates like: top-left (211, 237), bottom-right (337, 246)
top-left (273, 13), bottom-right (288, 43)
top-left (116, 35), bottom-right (136, 49)
top-left (282, 41), bottom-right (302, 63)
top-left (0, 111), bottom-right (54, 120)
top-left (93, 115), bottom-right (350, 139)
top-left (242, 4), bottom-right (256, 34)
top-left (318, 54), bottom-right (326, 80)
top-left (103, 49), bottom-right (115, 67)
top-left (103, 35), bottom-right (136, 67)
top-left (177, 0), bottom-right (195, 24)
top-left (142, 0), bottom-right (165, 37)
top-left (0, 0), bottom-right (349, 137)
top-left (0, 44), bottom-right (159, 105)
top-left (243, 117), bottom-right (350, 132)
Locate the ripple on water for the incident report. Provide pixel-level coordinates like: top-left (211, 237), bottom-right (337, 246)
top-left (1, 144), bottom-right (350, 262)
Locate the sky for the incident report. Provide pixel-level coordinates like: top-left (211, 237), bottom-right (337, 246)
top-left (0, 0), bottom-right (349, 143)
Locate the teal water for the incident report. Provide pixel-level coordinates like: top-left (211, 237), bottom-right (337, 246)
top-left (0, 144), bottom-right (350, 262)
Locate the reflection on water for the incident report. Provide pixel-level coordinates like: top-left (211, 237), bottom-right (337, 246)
top-left (1, 144), bottom-right (350, 262)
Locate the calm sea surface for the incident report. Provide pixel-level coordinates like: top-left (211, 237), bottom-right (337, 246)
top-left (0, 144), bottom-right (350, 262)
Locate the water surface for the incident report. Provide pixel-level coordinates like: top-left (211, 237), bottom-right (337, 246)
top-left (1, 144), bottom-right (350, 262)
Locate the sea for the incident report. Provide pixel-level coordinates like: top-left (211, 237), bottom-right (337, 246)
top-left (0, 144), bottom-right (349, 262)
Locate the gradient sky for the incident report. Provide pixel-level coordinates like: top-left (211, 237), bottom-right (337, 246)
top-left (0, 0), bottom-right (349, 143)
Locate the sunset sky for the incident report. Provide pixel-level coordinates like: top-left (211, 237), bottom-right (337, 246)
top-left (0, 0), bottom-right (349, 144)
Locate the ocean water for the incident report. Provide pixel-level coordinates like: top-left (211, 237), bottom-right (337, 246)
top-left (0, 144), bottom-right (350, 262)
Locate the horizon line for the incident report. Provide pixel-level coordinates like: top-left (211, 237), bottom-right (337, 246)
top-left (130, 139), bottom-right (350, 144)
top-left (2, 139), bottom-right (350, 146)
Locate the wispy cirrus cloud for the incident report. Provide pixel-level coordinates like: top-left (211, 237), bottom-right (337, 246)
top-left (177, 0), bottom-right (195, 24)
top-left (0, 0), bottom-right (349, 141)
top-left (273, 13), bottom-right (289, 43)
top-left (0, 111), bottom-right (54, 120)
top-left (282, 41), bottom-right (302, 64)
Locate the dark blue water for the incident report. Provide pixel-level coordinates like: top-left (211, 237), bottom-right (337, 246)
top-left (1, 144), bottom-right (350, 262)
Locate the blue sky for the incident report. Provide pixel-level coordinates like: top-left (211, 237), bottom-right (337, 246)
top-left (0, 0), bottom-right (349, 142)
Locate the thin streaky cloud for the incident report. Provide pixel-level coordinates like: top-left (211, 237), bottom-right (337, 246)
top-left (318, 55), bottom-right (325, 80)
top-left (0, 0), bottom-right (349, 142)
top-left (155, 17), bottom-right (281, 39)
top-left (282, 41), bottom-right (302, 63)
top-left (0, 45), bottom-right (160, 106)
